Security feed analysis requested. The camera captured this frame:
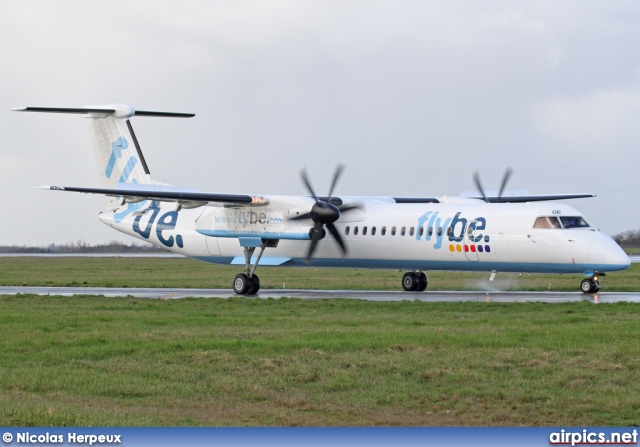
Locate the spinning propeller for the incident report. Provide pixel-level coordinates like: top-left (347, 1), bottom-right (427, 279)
top-left (473, 167), bottom-right (514, 203)
top-left (290, 165), bottom-right (361, 259)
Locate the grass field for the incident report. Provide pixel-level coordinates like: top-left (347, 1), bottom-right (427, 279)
top-left (0, 257), bottom-right (639, 427)
top-left (1, 295), bottom-right (639, 426)
top-left (0, 256), bottom-right (638, 292)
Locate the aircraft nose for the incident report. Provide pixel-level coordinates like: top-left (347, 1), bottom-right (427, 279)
top-left (590, 231), bottom-right (630, 271)
top-left (608, 244), bottom-right (631, 269)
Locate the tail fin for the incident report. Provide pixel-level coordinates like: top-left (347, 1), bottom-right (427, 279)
top-left (13, 104), bottom-right (194, 208)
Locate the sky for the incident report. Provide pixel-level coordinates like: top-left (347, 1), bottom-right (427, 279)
top-left (1, 1), bottom-right (639, 245)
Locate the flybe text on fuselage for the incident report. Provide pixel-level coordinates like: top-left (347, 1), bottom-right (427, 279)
top-left (416, 211), bottom-right (489, 252)
top-left (214, 209), bottom-right (285, 228)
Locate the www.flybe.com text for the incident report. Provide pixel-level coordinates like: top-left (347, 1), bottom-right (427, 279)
top-left (214, 210), bottom-right (284, 227)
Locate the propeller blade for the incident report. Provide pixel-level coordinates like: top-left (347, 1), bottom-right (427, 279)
top-left (307, 222), bottom-right (324, 259)
top-left (289, 212), bottom-right (314, 221)
top-left (327, 164), bottom-right (345, 202)
top-left (326, 222), bottom-right (347, 256)
top-left (338, 203), bottom-right (362, 213)
top-left (306, 237), bottom-right (319, 260)
top-left (301, 169), bottom-right (319, 203)
top-left (473, 171), bottom-right (489, 203)
top-left (497, 167), bottom-right (514, 202)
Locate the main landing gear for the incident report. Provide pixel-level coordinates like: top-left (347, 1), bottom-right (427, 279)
top-left (233, 244), bottom-right (266, 295)
top-left (233, 272), bottom-right (261, 295)
top-left (402, 271), bottom-right (428, 292)
top-left (580, 274), bottom-right (602, 294)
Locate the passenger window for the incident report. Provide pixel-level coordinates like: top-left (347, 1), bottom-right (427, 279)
top-left (345, 226), bottom-right (350, 235)
top-left (354, 226), bottom-right (359, 236)
top-left (401, 226), bottom-right (406, 236)
top-left (419, 227), bottom-right (424, 236)
top-left (437, 227), bottom-right (442, 236)
top-left (428, 227), bottom-right (433, 236)
top-left (371, 226), bottom-right (376, 236)
top-left (363, 226), bottom-right (368, 236)
top-left (381, 226), bottom-right (386, 236)
top-left (446, 227), bottom-right (452, 236)
top-left (409, 227), bottom-right (415, 236)
top-left (391, 226), bottom-right (397, 236)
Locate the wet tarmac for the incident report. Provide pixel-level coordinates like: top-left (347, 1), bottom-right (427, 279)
top-left (1, 286), bottom-right (639, 303)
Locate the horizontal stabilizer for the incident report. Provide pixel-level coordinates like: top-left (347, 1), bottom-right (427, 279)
top-left (12, 106), bottom-right (194, 118)
top-left (134, 110), bottom-right (195, 118)
top-left (12, 107), bottom-right (117, 115)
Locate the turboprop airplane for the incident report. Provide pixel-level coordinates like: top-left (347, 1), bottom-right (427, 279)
top-left (13, 104), bottom-right (630, 295)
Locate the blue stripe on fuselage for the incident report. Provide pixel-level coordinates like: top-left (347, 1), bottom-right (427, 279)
top-left (190, 256), bottom-right (628, 274)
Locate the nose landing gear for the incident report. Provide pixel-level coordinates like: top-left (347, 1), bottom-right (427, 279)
top-left (580, 275), bottom-right (601, 294)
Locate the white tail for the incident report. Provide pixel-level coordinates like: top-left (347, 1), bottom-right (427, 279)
top-left (87, 106), bottom-right (152, 189)
top-left (13, 104), bottom-right (194, 208)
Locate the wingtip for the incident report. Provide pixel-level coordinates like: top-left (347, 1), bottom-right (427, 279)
top-left (35, 185), bottom-right (65, 191)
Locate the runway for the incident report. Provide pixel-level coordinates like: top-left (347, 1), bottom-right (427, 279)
top-left (1, 286), bottom-right (640, 303)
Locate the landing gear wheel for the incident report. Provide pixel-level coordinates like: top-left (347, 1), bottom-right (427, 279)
top-left (247, 275), bottom-right (260, 295)
top-left (233, 273), bottom-right (251, 295)
top-left (416, 272), bottom-right (428, 292)
top-left (580, 279), bottom-right (592, 293)
top-left (402, 272), bottom-right (419, 291)
top-left (580, 278), bottom-right (600, 294)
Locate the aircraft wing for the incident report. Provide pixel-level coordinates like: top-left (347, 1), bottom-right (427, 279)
top-left (39, 185), bottom-right (595, 207)
top-left (39, 185), bottom-right (267, 206)
top-left (467, 193), bottom-right (596, 203)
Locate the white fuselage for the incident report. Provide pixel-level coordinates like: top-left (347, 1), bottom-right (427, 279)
top-left (16, 103), bottom-right (629, 292)
top-left (99, 195), bottom-right (630, 276)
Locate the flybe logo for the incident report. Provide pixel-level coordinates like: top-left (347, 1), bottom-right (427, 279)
top-left (416, 211), bottom-right (491, 253)
top-left (132, 201), bottom-right (184, 248)
top-left (105, 136), bottom-right (138, 183)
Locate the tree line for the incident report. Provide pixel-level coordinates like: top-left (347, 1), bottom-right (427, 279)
top-left (0, 240), bottom-right (166, 254)
top-left (612, 229), bottom-right (640, 247)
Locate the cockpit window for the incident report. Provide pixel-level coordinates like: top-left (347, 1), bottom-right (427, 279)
top-left (534, 216), bottom-right (561, 228)
top-left (559, 216), bottom-right (590, 229)
top-left (534, 216), bottom-right (590, 229)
